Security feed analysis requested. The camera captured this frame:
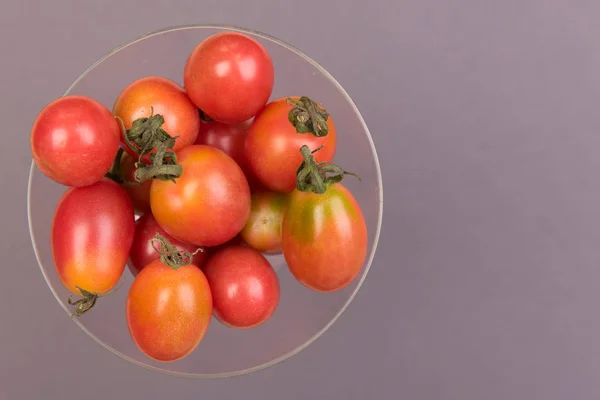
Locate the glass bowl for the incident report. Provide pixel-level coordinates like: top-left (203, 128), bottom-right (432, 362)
top-left (27, 25), bottom-right (383, 378)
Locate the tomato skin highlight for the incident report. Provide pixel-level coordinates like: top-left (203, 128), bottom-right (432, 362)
top-left (112, 76), bottom-right (200, 159)
top-left (203, 245), bottom-right (280, 329)
top-left (240, 191), bottom-right (288, 254)
top-left (126, 259), bottom-right (213, 362)
top-left (31, 96), bottom-right (121, 187)
top-left (184, 32), bottom-right (274, 124)
top-left (119, 151), bottom-right (152, 215)
top-left (128, 213), bottom-right (206, 276)
top-left (245, 97), bottom-right (337, 193)
top-left (150, 145), bottom-right (251, 247)
top-left (281, 183), bottom-right (367, 292)
top-left (51, 179), bottom-right (135, 295)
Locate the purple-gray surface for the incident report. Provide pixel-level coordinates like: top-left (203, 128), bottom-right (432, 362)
top-left (3, 0), bottom-right (600, 399)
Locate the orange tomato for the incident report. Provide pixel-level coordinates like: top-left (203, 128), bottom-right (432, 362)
top-left (126, 259), bottom-right (212, 362)
top-left (150, 145), bottom-right (251, 247)
top-left (113, 76), bottom-right (200, 160)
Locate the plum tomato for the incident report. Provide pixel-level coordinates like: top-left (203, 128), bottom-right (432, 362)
top-left (184, 32), bottom-right (274, 124)
top-left (31, 95), bottom-right (121, 187)
top-left (203, 245), bottom-right (280, 329)
top-left (150, 145), bottom-right (251, 247)
top-left (112, 76), bottom-right (200, 160)
top-left (281, 146), bottom-right (367, 292)
top-left (51, 179), bottom-right (135, 295)
top-left (245, 96), bottom-right (337, 193)
top-left (195, 119), bottom-right (261, 189)
top-left (240, 191), bottom-right (288, 254)
top-left (128, 213), bottom-right (207, 276)
top-left (126, 258), bottom-right (213, 362)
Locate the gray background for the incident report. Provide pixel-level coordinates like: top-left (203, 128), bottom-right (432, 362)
top-left (3, 0), bottom-right (600, 399)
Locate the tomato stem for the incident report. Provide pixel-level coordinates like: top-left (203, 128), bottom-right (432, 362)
top-left (105, 147), bottom-right (126, 184)
top-left (67, 281), bottom-right (125, 318)
top-left (295, 145), bottom-right (361, 194)
top-left (150, 233), bottom-right (204, 270)
top-left (286, 96), bottom-right (330, 137)
top-left (122, 108), bottom-right (183, 183)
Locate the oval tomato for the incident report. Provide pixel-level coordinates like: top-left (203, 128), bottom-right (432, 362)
top-left (245, 97), bottom-right (337, 193)
top-left (118, 151), bottom-right (152, 214)
top-left (184, 32), bottom-right (274, 124)
top-left (51, 179), bottom-right (135, 295)
top-left (281, 183), bottom-right (367, 292)
top-left (128, 213), bottom-right (207, 276)
top-left (240, 191), bottom-right (288, 254)
top-left (203, 245), bottom-right (279, 329)
top-left (126, 259), bottom-right (213, 362)
top-left (113, 76), bottom-right (200, 159)
top-left (150, 145), bottom-right (251, 247)
top-left (195, 119), bottom-right (261, 189)
top-left (31, 96), bottom-right (121, 187)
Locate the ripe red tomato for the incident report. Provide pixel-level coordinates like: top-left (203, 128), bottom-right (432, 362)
top-left (113, 76), bottom-right (200, 159)
top-left (281, 183), bottom-right (367, 292)
top-left (195, 119), bottom-right (261, 189)
top-left (184, 32), bottom-right (274, 124)
top-left (150, 145), bottom-right (251, 247)
top-left (31, 96), bottom-right (121, 187)
top-left (203, 245), bottom-right (279, 329)
top-left (240, 191), bottom-right (288, 254)
top-left (119, 151), bottom-right (152, 214)
top-left (128, 213), bottom-right (207, 276)
top-left (245, 97), bottom-right (337, 193)
top-left (126, 259), bottom-right (213, 362)
top-left (52, 179), bottom-right (135, 295)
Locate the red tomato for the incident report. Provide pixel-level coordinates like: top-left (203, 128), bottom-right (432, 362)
top-left (51, 179), bottom-right (135, 295)
top-left (195, 119), bottom-right (261, 189)
top-left (119, 151), bottom-right (152, 214)
top-left (112, 76), bottom-right (200, 160)
top-left (203, 245), bottom-right (279, 329)
top-left (184, 32), bottom-right (274, 124)
top-left (31, 96), bottom-right (121, 187)
top-left (126, 259), bottom-right (213, 362)
top-left (150, 145), bottom-right (251, 247)
top-left (240, 191), bottom-right (288, 254)
top-left (281, 183), bottom-right (367, 292)
top-left (245, 97), bottom-right (337, 193)
top-left (128, 213), bottom-right (207, 276)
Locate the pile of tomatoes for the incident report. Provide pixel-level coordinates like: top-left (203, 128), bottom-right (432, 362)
top-left (30, 31), bottom-right (368, 363)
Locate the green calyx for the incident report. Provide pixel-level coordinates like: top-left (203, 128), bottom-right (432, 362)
top-left (295, 145), bottom-right (360, 194)
top-left (118, 108), bottom-right (183, 184)
top-left (150, 233), bottom-right (203, 270)
top-left (286, 96), bottom-right (330, 137)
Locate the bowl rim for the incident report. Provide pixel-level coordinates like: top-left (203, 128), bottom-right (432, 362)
top-left (27, 23), bottom-right (384, 379)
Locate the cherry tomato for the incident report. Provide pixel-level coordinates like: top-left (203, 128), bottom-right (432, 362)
top-left (150, 145), bottom-right (251, 247)
top-left (245, 97), bottom-right (337, 193)
top-left (128, 213), bottom-right (207, 276)
top-left (195, 119), bottom-right (261, 189)
top-left (113, 76), bottom-right (200, 159)
top-left (240, 191), bottom-right (288, 254)
top-left (118, 151), bottom-right (152, 214)
top-left (281, 183), bottom-right (367, 292)
top-left (203, 245), bottom-right (279, 329)
top-left (184, 32), bottom-right (274, 124)
top-left (126, 259), bottom-right (213, 362)
top-left (31, 96), bottom-right (121, 187)
top-left (51, 179), bottom-right (135, 295)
